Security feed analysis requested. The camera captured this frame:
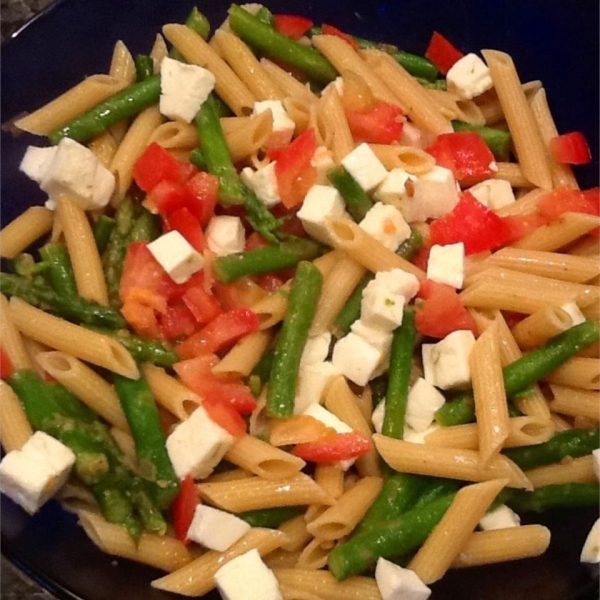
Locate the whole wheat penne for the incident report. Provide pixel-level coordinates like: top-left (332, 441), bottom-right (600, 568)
top-left (260, 58), bottom-right (318, 104)
top-left (548, 385), bottom-right (600, 421)
top-left (221, 111), bottom-right (275, 162)
top-left (511, 306), bottom-right (574, 349)
top-left (543, 358), bottom-right (600, 390)
top-left (213, 329), bottom-right (272, 377)
top-left (526, 455), bottom-right (597, 488)
top-left (0, 207), bottom-right (54, 259)
top-left (476, 80), bottom-right (542, 124)
top-left (296, 537), bottom-right (335, 570)
top-left (88, 132), bottom-right (119, 168)
top-left (493, 162), bottom-right (533, 188)
top-left (0, 294), bottom-right (33, 371)
top-left (369, 144), bottom-right (435, 175)
top-left (149, 34), bottom-right (169, 73)
top-left (0, 380), bottom-right (34, 452)
top-left (318, 84), bottom-right (355, 164)
top-left (278, 514), bottom-right (312, 553)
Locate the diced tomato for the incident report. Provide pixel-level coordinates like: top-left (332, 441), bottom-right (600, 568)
top-left (415, 279), bottom-right (478, 339)
top-left (273, 14), bottom-right (313, 40)
top-left (271, 204), bottom-right (308, 238)
top-left (212, 278), bottom-right (267, 310)
top-left (171, 475), bottom-right (198, 544)
top-left (164, 207), bottom-right (206, 253)
top-left (427, 132), bottom-right (495, 185)
top-left (133, 143), bottom-right (197, 192)
top-left (159, 304), bottom-right (198, 341)
top-left (321, 23), bottom-right (359, 50)
top-left (182, 285), bottom-right (222, 325)
top-left (291, 431), bottom-right (373, 462)
top-left (186, 171), bottom-right (220, 226)
top-left (245, 232), bottom-right (270, 251)
top-left (175, 308), bottom-right (261, 359)
top-left (502, 212), bottom-right (549, 243)
top-left (121, 296), bottom-right (162, 339)
top-left (502, 311), bottom-right (526, 328)
top-left (429, 192), bottom-right (511, 254)
top-left (537, 188), bottom-right (600, 220)
top-left (145, 180), bottom-right (206, 223)
top-left (273, 129), bottom-right (318, 208)
top-left (255, 273), bottom-right (285, 292)
top-left (550, 132), bottom-right (592, 165)
top-left (412, 244), bottom-right (431, 272)
top-left (0, 348), bottom-right (14, 380)
top-left (201, 397), bottom-right (247, 437)
top-left (346, 101), bottom-right (405, 145)
top-left (425, 31), bottom-right (463, 75)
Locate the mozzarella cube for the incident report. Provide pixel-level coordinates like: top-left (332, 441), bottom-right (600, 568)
top-left (241, 162), bottom-right (281, 207)
top-left (332, 333), bottom-right (384, 386)
top-left (375, 558), bottom-right (431, 600)
top-left (147, 230), bottom-right (204, 284)
top-left (215, 549), bottom-right (283, 600)
top-left (311, 146), bottom-right (336, 185)
top-left (252, 100), bottom-right (295, 149)
top-left (405, 378), bottom-right (446, 432)
top-left (400, 122), bottom-right (426, 149)
top-left (341, 143), bottom-right (388, 192)
top-left (296, 184), bottom-right (348, 245)
top-left (593, 449), bottom-right (600, 481)
top-left (372, 401), bottom-right (385, 434)
top-left (422, 330), bottom-right (476, 390)
top-left (561, 301), bottom-right (587, 327)
top-left (446, 53), bottom-right (493, 100)
top-left (166, 405), bottom-right (234, 479)
top-left (361, 278), bottom-right (406, 332)
top-left (409, 166), bottom-right (460, 222)
top-left (360, 203), bottom-right (411, 251)
top-left (300, 332), bottom-right (332, 367)
top-left (20, 146), bottom-right (57, 184)
top-left (40, 138), bottom-right (115, 210)
top-left (427, 243), bottom-right (465, 289)
top-left (294, 361), bottom-right (341, 415)
top-left (479, 505), bottom-right (521, 531)
top-left (373, 269), bottom-right (420, 302)
top-left (351, 319), bottom-right (394, 356)
top-left (580, 519), bottom-right (600, 564)
top-left (374, 169), bottom-right (418, 211)
top-left (468, 179), bottom-right (516, 210)
top-left (187, 504), bottom-right (251, 551)
top-left (160, 57), bottom-right (215, 123)
top-left (0, 431), bottom-right (75, 514)
top-left (404, 423), bottom-right (440, 444)
top-left (206, 216), bottom-right (245, 257)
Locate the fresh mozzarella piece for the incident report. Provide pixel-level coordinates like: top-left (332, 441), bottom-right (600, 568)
top-left (422, 330), bottom-right (476, 390)
top-left (311, 146), bottom-right (336, 185)
top-left (19, 146), bottom-right (57, 184)
top-left (350, 319), bottom-right (394, 356)
top-left (40, 138), bottom-right (115, 210)
top-left (580, 519), bottom-right (600, 564)
top-left (372, 401), bottom-right (385, 434)
top-left (0, 431), bottom-right (75, 514)
top-left (360, 203), bottom-right (411, 251)
top-left (446, 53), bottom-right (493, 100)
top-left (593, 449), bottom-right (600, 482)
top-left (468, 179), bottom-right (516, 210)
top-left (300, 332), bottom-right (332, 367)
top-left (332, 332), bottom-right (385, 386)
top-left (561, 301), bottom-right (587, 327)
top-left (166, 405), bottom-right (234, 479)
top-left (241, 162), bottom-right (281, 207)
top-left (405, 377), bottom-right (446, 432)
top-left (296, 184), bottom-right (349, 245)
top-left (215, 548), bottom-right (283, 600)
top-left (413, 166), bottom-right (460, 221)
top-left (426, 243), bottom-right (465, 289)
top-left (206, 215), bottom-right (245, 257)
top-left (160, 57), bottom-right (215, 123)
top-left (404, 423), bottom-right (441, 444)
top-left (375, 558), bottom-right (431, 600)
top-left (361, 278), bottom-right (406, 332)
top-left (294, 361), bottom-right (341, 415)
top-left (479, 505), bottom-right (521, 531)
top-left (374, 168), bottom-right (418, 210)
top-left (187, 504), bottom-right (251, 551)
top-left (147, 230), bottom-right (204, 284)
top-left (341, 143), bottom-right (388, 192)
top-left (400, 122), bottom-right (425, 149)
top-left (252, 100), bottom-right (295, 149)
top-left (373, 269), bottom-right (421, 302)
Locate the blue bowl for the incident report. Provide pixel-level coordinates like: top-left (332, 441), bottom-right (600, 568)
top-left (1, 1), bottom-right (598, 599)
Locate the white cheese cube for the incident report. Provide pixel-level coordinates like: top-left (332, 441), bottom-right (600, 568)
top-left (300, 332), bottom-right (332, 367)
top-left (341, 143), bottom-right (388, 192)
top-left (311, 146), bottom-right (335, 185)
top-left (375, 558), bottom-right (431, 600)
top-left (374, 168), bottom-right (418, 210)
top-left (241, 162), bottom-right (281, 207)
top-left (332, 333), bottom-right (384, 386)
top-left (147, 230), bottom-right (204, 284)
top-left (0, 431), bottom-right (75, 514)
top-left (404, 423), bottom-right (440, 444)
top-left (580, 518), bottom-right (600, 563)
top-left (373, 269), bottom-right (421, 302)
top-left (407, 166), bottom-right (459, 222)
top-left (446, 53), bottom-right (493, 100)
top-left (400, 122), bottom-right (425, 149)
top-left (166, 405), bottom-right (234, 479)
top-left (360, 203), bottom-right (411, 251)
top-left (294, 361), bottom-right (342, 415)
top-left (427, 243), bottom-right (465, 289)
top-left (296, 184), bottom-right (349, 245)
top-left (215, 548), bottom-right (283, 600)
top-left (252, 100), bottom-right (295, 149)
top-left (40, 138), bottom-right (115, 211)
top-left (468, 179), bottom-right (515, 210)
top-left (422, 330), bottom-right (476, 390)
top-left (405, 378), bottom-right (446, 432)
top-left (479, 505), bottom-right (521, 531)
top-left (206, 216), bottom-right (245, 257)
top-left (561, 301), bottom-right (587, 327)
top-left (19, 146), bottom-right (57, 184)
top-left (361, 278), bottom-right (406, 332)
top-left (351, 320), bottom-right (394, 356)
top-left (372, 401), bottom-right (385, 434)
top-left (187, 504), bottom-right (250, 551)
top-left (593, 449), bottom-right (600, 482)
top-left (160, 57), bottom-right (215, 123)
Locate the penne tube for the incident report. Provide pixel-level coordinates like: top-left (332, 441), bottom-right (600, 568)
top-left (296, 537), bottom-right (335, 570)
top-left (511, 306), bottom-right (574, 349)
top-left (278, 514), bottom-right (312, 553)
top-left (148, 120), bottom-right (197, 149)
top-left (318, 84), bottom-right (355, 164)
top-left (543, 358), bottom-right (600, 390)
top-left (204, 468), bottom-right (253, 484)
top-left (568, 236), bottom-right (599, 258)
top-left (0, 380), bottom-right (34, 452)
top-left (0, 207), bottom-right (54, 259)
top-left (109, 40), bottom-right (136, 83)
top-left (495, 187), bottom-right (546, 217)
top-left (213, 329), bottom-right (272, 377)
top-left (476, 80), bottom-right (542, 124)
top-left (110, 427), bottom-right (137, 467)
top-left (0, 294), bottom-right (33, 370)
top-left (493, 162), bottom-right (532, 188)
top-left (88, 132), bottom-right (119, 168)
top-left (149, 34), bottom-right (169, 73)
top-left (221, 111), bottom-right (274, 162)
top-left (260, 58), bottom-right (318, 104)
top-left (251, 286), bottom-right (290, 330)
top-left (263, 548), bottom-right (304, 570)
top-left (525, 455), bottom-right (596, 488)
top-left (548, 385), bottom-right (599, 421)
top-left (369, 144), bottom-right (435, 175)
top-left (426, 89), bottom-right (485, 125)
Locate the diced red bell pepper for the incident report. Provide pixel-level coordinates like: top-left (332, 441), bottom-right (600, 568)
top-left (175, 308), bottom-right (261, 359)
top-left (201, 397), bottom-right (247, 437)
top-left (346, 101), bottom-right (405, 145)
top-left (172, 475), bottom-right (198, 543)
top-left (186, 171), bottom-right (220, 226)
top-left (425, 32), bottom-right (464, 75)
top-left (0, 348), bottom-right (14, 380)
top-left (537, 188), bottom-right (600, 220)
top-left (550, 132), bottom-right (592, 165)
top-left (133, 143), bottom-right (197, 192)
top-left (415, 279), bottom-right (478, 339)
top-left (427, 132), bottom-right (495, 185)
top-left (273, 129), bottom-right (318, 208)
top-left (321, 23), bottom-right (359, 50)
top-left (159, 303), bottom-right (198, 341)
top-left (273, 14), bottom-right (314, 40)
top-left (429, 192), bottom-right (511, 254)
top-left (291, 431), bottom-right (373, 462)
top-left (164, 207), bottom-right (206, 253)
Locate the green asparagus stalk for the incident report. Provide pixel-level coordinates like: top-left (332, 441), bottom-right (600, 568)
top-left (503, 483), bottom-right (600, 512)
top-left (39, 243), bottom-right (78, 298)
top-left (333, 275), bottom-right (372, 337)
top-left (93, 216), bottom-right (116, 255)
top-left (128, 209), bottom-right (161, 243)
top-left (327, 167), bottom-right (373, 222)
top-left (238, 506), bottom-right (304, 528)
top-left (452, 121), bottom-right (512, 160)
top-left (135, 55), bottom-right (154, 82)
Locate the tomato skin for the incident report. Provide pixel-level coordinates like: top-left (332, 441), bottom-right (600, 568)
top-left (346, 101), bottom-right (405, 145)
top-left (164, 207), bottom-right (206, 253)
top-left (425, 31), bottom-right (464, 74)
top-left (321, 24), bottom-right (359, 50)
top-left (172, 475), bottom-right (198, 544)
top-left (186, 171), bottom-right (219, 226)
top-left (181, 285), bottom-right (222, 325)
top-left (133, 143), bottom-right (197, 192)
top-left (273, 14), bottom-right (313, 40)
top-left (159, 304), bottom-right (197, 341)
top-left (550, 132), bottom-right (592, 165)
top-left (415, 279), bottom-right (478, 339)
top-left (201, 398), bottom-right (247, 437)
top-left (0, 348), bottom-right (14, 380)
top-left (145, 180), bottom-right (205, 223)
top-left (291, 432), bottom-right (373, 462)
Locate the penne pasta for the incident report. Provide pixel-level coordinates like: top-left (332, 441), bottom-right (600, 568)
top-left (493, 162), bottom-right (533, 188)
top-left (0, 379), bottom-right (34, 452)
top-left (213, 329), bottom-right (272, 377)
top-left (278, 514), bottom-right (312, 553)
top-left (296, 537), bottom-right (334, 570)
top-left (369, 144), bottom-right (435, 175)
top-left (0, 207), bottom-right (54, 259)
top-left (0, 294), bottom-right (33, 370)
top-left (543, 357), bottom-right (600, 390)
top-left (260, 58), bottom-right (318, 105)
top-left (548, 385), bottom-right (599, 421)
top-left (318, 84), bottom-right (355, 164)
top-left (511, 306), bottom-right (573, 349)
top-left (526, 455), bottom-right (597, 488)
